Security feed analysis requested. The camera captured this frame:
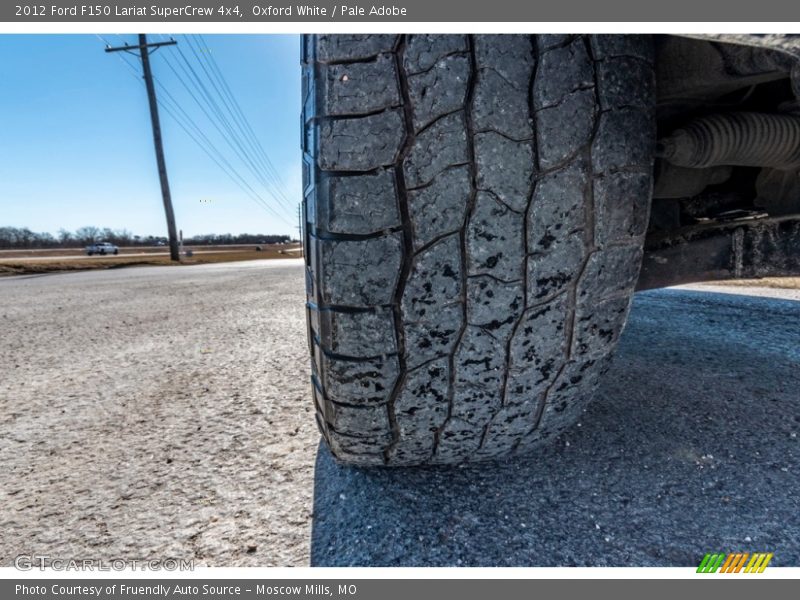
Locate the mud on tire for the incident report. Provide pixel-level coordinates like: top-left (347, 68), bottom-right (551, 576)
top-left (301, 34), bottom-right (655, 466)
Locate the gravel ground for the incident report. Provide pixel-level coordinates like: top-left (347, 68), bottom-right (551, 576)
top-left (0, 260), bottom-right (315, 566)
top-left (1, 262), bottom-right (798, 567)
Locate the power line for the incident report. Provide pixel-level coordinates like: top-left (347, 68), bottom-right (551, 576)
top-left (102, 37), bottom-right (294, 227)
top-left (158, 46), bottom-right (294, 219)
top-left (180, 36), bottom-right (294, 211)
top-left (190, 34), bottom-right (293, 206)
top-left (197, 34), bottom-right (291, 192)
top-left (154, 86), bottom-right (296, 226)
top-left (158, 100), bottom-right (295, 227)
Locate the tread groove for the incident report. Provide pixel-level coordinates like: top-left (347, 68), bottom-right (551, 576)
top-left (382, 35), bottom-right (417, 464)
top-left (430, 34), bottom-right (479, 463)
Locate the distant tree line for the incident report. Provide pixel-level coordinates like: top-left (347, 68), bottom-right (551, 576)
top-left (0, 226), bottom-right (292, 249)
top-left (183, 233), bottom-right (292, 246)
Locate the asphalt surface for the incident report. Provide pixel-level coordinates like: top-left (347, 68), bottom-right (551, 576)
top-left (0, 248), bottom-right (303, 262)
top-left (310, 284), bottom-right (800, 566)
top-left (1, 260), bottom-right (798, 567)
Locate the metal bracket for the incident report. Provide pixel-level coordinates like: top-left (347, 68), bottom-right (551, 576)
top-left (638, 215), bottom-right (800, 290)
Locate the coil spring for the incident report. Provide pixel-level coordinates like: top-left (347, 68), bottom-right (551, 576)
top-left (658, 112), bottom-right (800, 170)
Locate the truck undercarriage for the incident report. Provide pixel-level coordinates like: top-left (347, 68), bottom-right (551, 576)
top-left (641, 34), bottom-right (800, 289)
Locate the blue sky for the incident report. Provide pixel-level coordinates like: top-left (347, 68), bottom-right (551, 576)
top-left (0, 34), bottom-right (301, 237)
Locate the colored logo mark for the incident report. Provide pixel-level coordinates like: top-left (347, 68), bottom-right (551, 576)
top-left (697, 552), bottom-right (773, 573)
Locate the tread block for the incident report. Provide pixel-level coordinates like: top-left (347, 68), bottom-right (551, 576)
top-left (526, 236), bottom-right (585, 304)
top-left (535, 89), bottom-right (597, 170)
top-left (316, 35), bottom-right (398, 63)
top-left (408, 54), bottom-right (471, 131)
top-left (327, 430), bottom-right (390, 464)
top-left (473, 68), bottom-right (533, 140)
top-left (432, 417), bottom-right (483, 464)
top-left (316, 169), bottom-right (401, 235)
top-left (572, 295), bottom-right (631, 360)
top-left (536, 34), bottom-right (576, 53)
top-left (323, 54), bottom-right (401, 116)
top-left (533, 38), bottom-right (594, 111)
top-left (321, 354), bottom-right (399, 407)
top-left (591, 108), bottom-right (654, 175)
top-left (533, 356), bottom-right (611, 442)
top-left (526, 160), bottom-right (588, 302)
top-left (474, 400), bottom-right (540, 459)
top-left (590, 35), bottom-right (654, 64)
top-left (326, 402), bottom-right (392, 438)
top-left (467, 191), bottom-right (525, 281)
top-left (403, 112), bottom-right (469, 188)
top-left (473, 35), bottom-right (534, 92)
top-left (594, 170), bottom-right (651, 244)
top-left (401, 234), bottom-right (464, 368)
top-left (527, 160), bottom-right (587, 253)
top-left (577, 244), bottom-right (643, 302)
top-left (474, 132), bottom-right (534, 213)
top-left (466, 275), bottom-right (524, 338)
top-left (505, 296), bottom-right (569, 404)
top-left (318, 308), bottom-right (397, 357)
top-left (596, 56), bottom-right (655, 112)
top-left (452, 325), bottom-right (506, 424)
top-left (319, 235), bottom-right (403, 306)
top-left (319, 110), bottom-right (406, 171)
top-left (388, 358), bottom-right (450, 464)
top-left (408, 165), bottom-right (471, 250)
top-left (404, 35), bottom-right (469, 74)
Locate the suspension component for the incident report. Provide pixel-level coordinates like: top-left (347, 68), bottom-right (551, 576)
top-left (653, 162), bottom-right (732, 198)
top-left (658, 112), bottom-right (800, 170)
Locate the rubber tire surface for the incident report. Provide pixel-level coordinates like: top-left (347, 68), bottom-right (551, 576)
top-left (301, 34), bottom-right (655, 466)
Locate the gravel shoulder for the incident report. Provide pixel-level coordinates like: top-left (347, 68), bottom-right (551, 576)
top-left (1, 262), bottom-right (798, 567)
top-left (0, 260), bottom-right (315, 566)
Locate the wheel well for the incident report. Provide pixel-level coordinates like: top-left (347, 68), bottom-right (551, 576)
top-left (641, 35), bottom-right (800, 288)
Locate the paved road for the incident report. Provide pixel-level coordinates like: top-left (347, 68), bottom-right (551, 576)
top-left (1, 261), bottom-right (798, 567)
top-left (0, 252), bottom-right (184, 262)
top-left (0, 248), bottom-right (302, 262)
top-left (310, 285), bottom-right (800, 566)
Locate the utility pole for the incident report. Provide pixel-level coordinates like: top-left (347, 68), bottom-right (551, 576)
top-left (297, 202), bottom-right (304, 258)
top-left (105, 35), bottom-right (180, 262)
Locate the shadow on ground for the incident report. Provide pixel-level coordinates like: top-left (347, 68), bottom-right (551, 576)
top-left (310, 289), bottom-right (800, 566)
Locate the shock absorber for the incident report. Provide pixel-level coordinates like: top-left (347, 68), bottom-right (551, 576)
top-left (658, 111), bottom-right (800, 170)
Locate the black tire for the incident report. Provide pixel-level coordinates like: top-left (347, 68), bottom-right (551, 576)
top-left (113, 249), bottom-right (119, 255)
top-left (87, 252), bottom-right (93, 256)
top-left (301, 34), bottom-right (655, 466)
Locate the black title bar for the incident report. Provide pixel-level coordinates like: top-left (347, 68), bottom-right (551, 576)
top-left (4, 0), bottom-right (800, 22)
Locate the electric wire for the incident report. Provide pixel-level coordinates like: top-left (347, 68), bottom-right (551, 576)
top-left (190, 34), bottom-right (293, 204)
top-left (102, 38), bottom-right (294, 226)
top-left (155, 48), bottom-right (295, 220)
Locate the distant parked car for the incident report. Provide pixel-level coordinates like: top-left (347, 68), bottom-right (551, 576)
top-left (85, 242), bottom-right (119, 256)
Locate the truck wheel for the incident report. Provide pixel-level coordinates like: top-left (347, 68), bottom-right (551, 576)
top-left (302, 34), bottom-right (655, 466)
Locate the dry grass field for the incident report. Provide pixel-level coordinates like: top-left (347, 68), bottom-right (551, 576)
top-left (0, 244), bottom-right (302, 276)
top-left (712, 277), bottom-right (800, 290)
